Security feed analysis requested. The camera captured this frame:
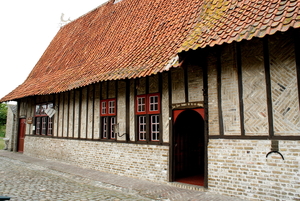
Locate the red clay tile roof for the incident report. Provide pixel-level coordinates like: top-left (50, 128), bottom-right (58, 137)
top-left (1, 0), bottom-right (300, 102)
top-left (179, 0), bottom-right (300, 51)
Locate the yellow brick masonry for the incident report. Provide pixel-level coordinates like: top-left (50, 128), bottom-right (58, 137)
top-left (208, 139), bottom-right (300, 200)
top-left (24, 137), bottom-right (169, 183)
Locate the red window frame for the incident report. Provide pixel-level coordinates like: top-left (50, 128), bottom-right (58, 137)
top-left (100, 99), bottom-right (117, 116)
top-left (148, 93), bottom-right (160, 114)
top-left (136, 93), bottom-right (161, 142)
top-left (136, 93), bottom-right (160, 115)
top-left (100, 99), bottom-right (117, 140)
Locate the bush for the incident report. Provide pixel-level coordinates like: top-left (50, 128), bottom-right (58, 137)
top-left (0, 125), bottom-right (5, 138)
top-left (0, 103), bottom-right (7, 138)
top-left (0, 103), bottom-right (7, 125)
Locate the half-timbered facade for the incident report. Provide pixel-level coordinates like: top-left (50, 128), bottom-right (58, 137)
top-left (1, 0), bottom-right (300, 200)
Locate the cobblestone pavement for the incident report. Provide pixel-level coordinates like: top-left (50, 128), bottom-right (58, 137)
top-left (0, 151), bottom-right (245, 201)
top-left (0, 157), bottom-right (151, 201)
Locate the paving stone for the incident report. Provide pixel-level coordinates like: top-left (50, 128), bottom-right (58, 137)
top-left (0, 150), bottom-right (245, 200)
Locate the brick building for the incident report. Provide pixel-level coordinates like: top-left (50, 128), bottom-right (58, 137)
top-left (1, 0), bottom-right (300, 200)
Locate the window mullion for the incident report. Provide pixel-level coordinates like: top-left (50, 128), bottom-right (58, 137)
top-left (103, 117), bottom-right (108, 139)
top-left (110, 117), bottom-right (116, 139)
top-left (146, 114), bottom-right (150, 143)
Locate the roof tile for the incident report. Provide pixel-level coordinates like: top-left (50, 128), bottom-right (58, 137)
top-left (1, 0), bottom-right (300, 102)
top-left (180, 0), bottom-right (300, 51)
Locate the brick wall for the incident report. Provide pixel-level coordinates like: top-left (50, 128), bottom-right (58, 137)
top-left (208, 139), bottom-right (300, 200)
top-left (207, 51), bottom-right (220, 136)
top-left (171, 67), bottom-right (185, 104)
top-left (24, 136), bottom-right (169, 183)
top-left (188, 65), bottom-right (203, 102)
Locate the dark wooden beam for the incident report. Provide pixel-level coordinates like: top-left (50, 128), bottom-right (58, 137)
top-left (115, 80), bottom-right (118, 142)
top-left (67, 91), bottom-right (70, 138)
top-left (201, 49), bottom-right (209, 188)
top-left (91, 85), bottom-right (95, 140)
top-left (99, 82), bottom-right (102, 140)
top-left (168, 70), bottom-right (173, 182)
top-left (294, 28), bottom-right (300, 112)
top-left (72, 90), bottom-right (75, 138)
top-left (217, 47), bottom-right (224, 136)
top-left (125, 79), bottom-right (130, 142)
top-left (60, 93), bottom-right (65, 138)
top-left (134, 79), bottom-right (138, 142)
top-left (85, 87), bottom-right (89, 140)
top-left (236, 42), bottom-right (245, 136)
top-left (55, 94), bottom-right (59, 137)
top-left (263, 37), bottom-right (274, 138)
top-left (158, 73), bottom-right (163, 145)
top-left (78, 88), bottom-right (82, 139)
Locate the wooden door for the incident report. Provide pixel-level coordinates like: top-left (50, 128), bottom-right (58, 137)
top-left (173, 109), bottom-right (205, 185)
top-left (18, 118), bottom-right (26, 152)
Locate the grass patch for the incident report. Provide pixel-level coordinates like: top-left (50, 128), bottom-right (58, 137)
top-left (0, 138), bottom-right (4, 150)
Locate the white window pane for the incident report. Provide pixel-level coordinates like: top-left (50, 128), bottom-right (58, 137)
top-left (149, 95), bottom-right (158, 111)
top-left (137, 97), bottom-right (145, 112)
top-left (111, 117), bottom-right (116, 139)
top-left (102, 102), bottom-right (107, 114)
top-left (151, 115), bottom-right (159, 141)
top-left (103, 117), bottom-right (108, 138)
top-left (109, 101), bottom-right (115, 114)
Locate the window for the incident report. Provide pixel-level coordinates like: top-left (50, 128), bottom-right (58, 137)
top-left (35, 103), bottom-right (53, 135)
top-left (136, 93), bottom-right (160, 142)
top-left (139, 116), bottom-right (147, 140)
top-left (151, 115), bottom-right (159, 141)
top-left (100, 99), bottom-right (117, 139)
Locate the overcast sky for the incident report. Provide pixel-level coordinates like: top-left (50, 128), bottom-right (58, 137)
top-left (0, 0), bottom-right (108, 100)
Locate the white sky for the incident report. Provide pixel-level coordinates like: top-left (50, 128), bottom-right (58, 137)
top-left (0, 0), bottom-right (108, 100)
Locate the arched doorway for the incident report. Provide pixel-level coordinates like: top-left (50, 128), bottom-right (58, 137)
top-left (173, 109), bottom-right (205, 186)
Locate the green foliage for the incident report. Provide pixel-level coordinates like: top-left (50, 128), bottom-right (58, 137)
top-left (0, 125), bottom-right (5, 137)
top-left (0, 103), bottom-right (7, 125)
top-left (0, 103), bottom-right (7, 137)
top-left (0, 138), bottom-right (4, 150)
